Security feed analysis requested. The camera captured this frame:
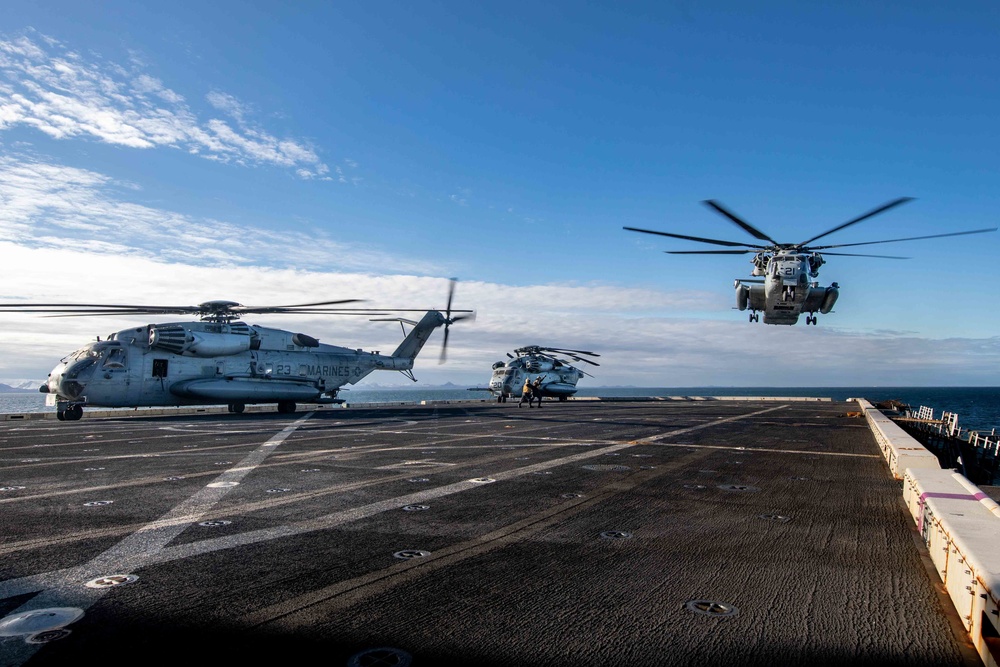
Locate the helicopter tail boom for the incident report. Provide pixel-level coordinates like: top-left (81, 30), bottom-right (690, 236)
top-left (390, 310), bottom-right (447, 360)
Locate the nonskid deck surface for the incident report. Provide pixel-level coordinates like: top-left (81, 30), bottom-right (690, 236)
top-left (0, 401), bottom-right (970, 666)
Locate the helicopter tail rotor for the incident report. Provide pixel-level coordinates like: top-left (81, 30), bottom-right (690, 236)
top-left (439, 278), bottom-right (475, 364)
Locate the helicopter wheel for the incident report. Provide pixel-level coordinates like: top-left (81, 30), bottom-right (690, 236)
top-left (228, 402), bottom-right (245, 414)
top-left (277, 401), bottom-right (296, 414)
top-left (56, 410), bottom-right (65, 421)
top-left (65, 405), bottom-right (83, 421)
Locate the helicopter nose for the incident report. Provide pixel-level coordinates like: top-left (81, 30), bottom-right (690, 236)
top-left (53, 359), bottom-right (96, 400)
top-left (48, 368), bottom-right (77, 399)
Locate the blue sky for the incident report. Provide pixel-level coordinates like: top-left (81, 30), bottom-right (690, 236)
top-left (0, 2), bottom-right (998, 386)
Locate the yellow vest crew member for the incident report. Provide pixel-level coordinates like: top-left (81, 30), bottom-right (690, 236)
top-left (519, 378), bottom-right (533, 408)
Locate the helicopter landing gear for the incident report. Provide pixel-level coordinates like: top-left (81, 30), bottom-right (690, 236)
top-left (277, 400), bottom-right (296, 414)
top-left (228, 402), bottom-right (245, 414)
top-left (749, 312), bottom-right (760, 323)
top-left (805, 315), bottom-right (817, 325)
top-left (58, 404), bottom-right (83, 421)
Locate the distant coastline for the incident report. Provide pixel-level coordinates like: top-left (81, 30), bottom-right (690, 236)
top-left (1, 386), bottom-right (997, 431)
top-left (0, 383), bottom-right (36, 394)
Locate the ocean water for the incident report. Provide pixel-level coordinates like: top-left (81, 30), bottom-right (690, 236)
top-left (2, 386), bottom-right (998, 432)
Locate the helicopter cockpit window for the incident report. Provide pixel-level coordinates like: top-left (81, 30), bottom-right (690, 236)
top-left (102, 347), bottom-right (127, 369)
top-left (68, 346), bottom-right (101, 362)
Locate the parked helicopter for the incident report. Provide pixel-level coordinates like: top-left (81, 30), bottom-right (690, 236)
top-left (0, 282), bottom-right (472, 420)
top-left (625, 198), bottom-right (997, 325)
top-left (488, 346), bottom-right (599, 403)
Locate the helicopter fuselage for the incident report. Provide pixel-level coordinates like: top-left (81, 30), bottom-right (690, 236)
top-left (489, 355), bottom-right (584, 401)
top-left (735, 251), bottom-right (838, 325)
top-left (43, 311), bottom-right (446, 418)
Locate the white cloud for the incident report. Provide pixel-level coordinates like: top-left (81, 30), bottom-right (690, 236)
top-left (206, 90), bottom-right (248, 123)
top-left (0, 236), bottom-right (996, 387)
top-left (0, 33), bottom-right (329, 178)
top-left (0, 155), bottom-right (436, 273)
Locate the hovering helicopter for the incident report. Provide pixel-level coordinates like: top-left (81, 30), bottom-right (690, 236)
top-left (624, 198), bottom-right (997, 325)
top-left (488, 346), bottom-right (599, 403)
top-left (0, 282), bottom-right (472, 421)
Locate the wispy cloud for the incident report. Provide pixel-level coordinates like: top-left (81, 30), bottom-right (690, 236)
top-left (449, 187), bottom-right (472, 206)
top-left (0, 154), bottom-right (433, 272)
top-left (0, 32), bottom-right (329, 178)
top-left (205, 90), bottom-right (249, 124)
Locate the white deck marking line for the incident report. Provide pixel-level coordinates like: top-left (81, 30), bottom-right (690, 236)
top-left (0, 413), bottom-right (313, 666)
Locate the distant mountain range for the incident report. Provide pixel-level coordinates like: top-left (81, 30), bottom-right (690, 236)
top-left (0, 380), bottom-right (43, 393)
top-left (351, 382), bottom-right (469, 390)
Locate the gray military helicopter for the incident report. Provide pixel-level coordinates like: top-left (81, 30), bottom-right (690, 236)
top-left (625, 198), bottom-right (997, 325)
top-left (0, 282), bottom-right (472, 420)
top-left (488, 346), bottom-right (599, 403)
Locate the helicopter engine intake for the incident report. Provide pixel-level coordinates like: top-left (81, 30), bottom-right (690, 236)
top-left (149, 325), bottom-right (252, 357)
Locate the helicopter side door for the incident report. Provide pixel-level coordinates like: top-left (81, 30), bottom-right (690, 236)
top-left (140, 353), bottom-right (174, 405)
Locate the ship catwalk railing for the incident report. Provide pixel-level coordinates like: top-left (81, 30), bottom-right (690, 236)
top-left (890, 406), bottom-right (1000, 486)
top-left (901, 406), bottom-right (1000, 456)
top-left (857, 399), bottom-right (1000, 667)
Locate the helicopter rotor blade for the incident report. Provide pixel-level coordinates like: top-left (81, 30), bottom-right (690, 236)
top-left (817, 252), bottom-right (909, 259)
top-left (246, 299), bottom-right (363, 310)
top-left (798, 197), bottom-right (914, 246)
top-left (543, 347), bottom-right (600, 357)
top-left (445, 277), bottom-right (456, 317)
top-left (39, 310), bottom-right (392, 318)
top-left (439, 324), bottom-right (450, 364)
top-left (174, 308), bottom-right (392, 318)
top-left (809, 227), bottom-right (997, 250)
top-left (666, 250), bottom-right (755, 255)
top-left (0, 307), bottom-right (159, 314)
top-left (703, 200), bottom-right (781, 245)
top-left (624, 226), bottom-right (763, 249)
top-left (0, 302), bottom-right (174, 309)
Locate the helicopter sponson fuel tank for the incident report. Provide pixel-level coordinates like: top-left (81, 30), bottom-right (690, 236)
top-left (170, 377), bottom-right (324, 402)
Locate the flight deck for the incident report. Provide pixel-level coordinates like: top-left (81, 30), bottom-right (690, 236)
top-left (0, 399), bottom-right (978, 666)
